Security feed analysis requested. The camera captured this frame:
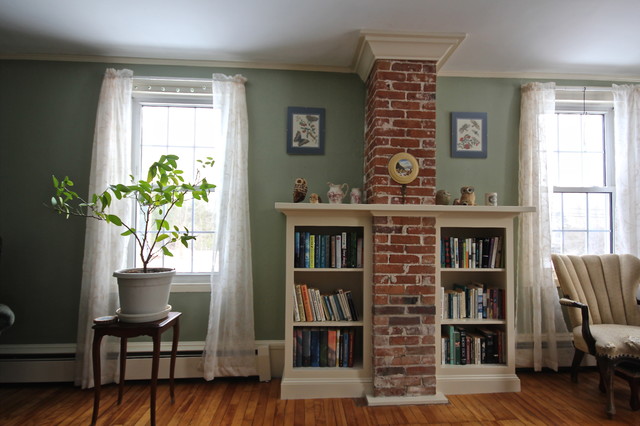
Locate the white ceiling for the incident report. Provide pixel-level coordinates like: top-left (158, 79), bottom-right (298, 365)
top-left (1, 0), bottom-right (639, 80)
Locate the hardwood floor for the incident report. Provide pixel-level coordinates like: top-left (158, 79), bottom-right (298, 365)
top-left (1, 369), bottom-right (638, 425)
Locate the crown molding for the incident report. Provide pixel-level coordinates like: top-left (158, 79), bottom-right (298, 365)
top-left (0, 53), bottom-right (353, 74)
top-left (352, 31), bottom-right (467, 81)
top-left (437, 69), bottom-right (640, 83)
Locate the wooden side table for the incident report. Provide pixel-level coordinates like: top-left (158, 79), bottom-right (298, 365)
top-left (91, 311), bottom-right (181, 426)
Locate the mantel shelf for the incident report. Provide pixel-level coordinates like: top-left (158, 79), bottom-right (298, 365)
top-left (275, 202), bottom-right (535, 219)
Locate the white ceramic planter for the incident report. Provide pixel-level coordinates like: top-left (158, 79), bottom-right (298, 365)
top-left (113, 268), bottom-right (175, 323)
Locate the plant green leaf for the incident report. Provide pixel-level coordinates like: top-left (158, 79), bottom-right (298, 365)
top-left (106, 215), bottom-right (122, 226)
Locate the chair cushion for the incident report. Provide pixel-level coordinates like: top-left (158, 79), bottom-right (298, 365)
top-left (573, 324), bottom-right (640, 359)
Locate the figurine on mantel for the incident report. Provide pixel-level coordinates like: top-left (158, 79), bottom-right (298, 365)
top-left (435, 189), bottom-right (451, 205)
top-left (293, 178), bottom-right (308, 203)
top-left (309, 193), bottom-right (321, 203)
top-left (453, 186), bottom-right (476, 206)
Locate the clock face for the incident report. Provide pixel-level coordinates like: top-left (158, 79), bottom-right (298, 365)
top-left (388, 153), bottom-right (419, 184)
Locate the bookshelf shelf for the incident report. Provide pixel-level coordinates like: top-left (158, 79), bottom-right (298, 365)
top-left (278, 208), bottom-right (372, 399)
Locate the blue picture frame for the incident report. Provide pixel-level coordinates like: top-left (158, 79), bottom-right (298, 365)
top-left (451, 112), bottom-right (487, 158)
top-left (287, 107), bottom-right (325, 155)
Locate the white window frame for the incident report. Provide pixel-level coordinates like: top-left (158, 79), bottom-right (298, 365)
top-left (131, 77), bottom-right (216, 291)
top-left (552, 88), bottom-right (615, 254)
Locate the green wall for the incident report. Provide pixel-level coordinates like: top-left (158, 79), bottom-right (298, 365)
top-left (0, 59), bottom-right (622, 348)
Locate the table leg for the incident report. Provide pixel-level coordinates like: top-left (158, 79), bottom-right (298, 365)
top-left (91, 332), bottom-right (104, 426)
top-left (150, 331), bottom-right (161, 426)
top-left (118, 337), bottom-right (127, 404)
top-left (169, 317), bottom-right (180, 403)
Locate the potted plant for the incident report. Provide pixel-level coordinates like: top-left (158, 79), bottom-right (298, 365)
top-left (49, 154), bottom-right (215, 322)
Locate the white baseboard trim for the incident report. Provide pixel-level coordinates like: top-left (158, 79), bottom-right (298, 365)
top-left (0, 340), bottom-right (285, 384)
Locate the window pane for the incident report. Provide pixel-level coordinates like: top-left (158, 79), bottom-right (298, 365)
top-left (564, 232), bottom-right (587, 255)
top-left (581, 153), bottom-right (605, 186)
top-left (168, 107), bottom-right (195, 147)
top-left (562, 193), bottom-right (587, 230)
top-left (583, 115), bottom-right (604, 152)
top-left (588, 193), bottom-right (611, 231)
top-left (141, 106), bottom-right (168, 147)
top-left (557, 114), bottom-right (582, 152)
top-left (588, 232), bottom-right (611, 254)
top-left (195, 108), bottom-right (216, 148)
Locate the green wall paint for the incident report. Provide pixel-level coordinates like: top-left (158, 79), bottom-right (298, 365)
top-left (0, 59), bottom-right (625, 348)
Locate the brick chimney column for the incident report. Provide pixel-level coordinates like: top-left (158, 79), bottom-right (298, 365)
top-left (363, 59), bottom-right (438, 398)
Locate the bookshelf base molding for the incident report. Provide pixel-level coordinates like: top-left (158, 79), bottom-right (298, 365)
top-left (437, 373), bottom-right (521, 395)
top-left (281, 377), bottom-right (373, 400)
top-left (365, 392), bottom-right (449, 407)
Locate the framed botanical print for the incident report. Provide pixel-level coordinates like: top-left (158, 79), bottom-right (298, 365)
top-left (451, 112), bottom-right (487, 158)
top-left (287, 107), bottom-right (325, 155)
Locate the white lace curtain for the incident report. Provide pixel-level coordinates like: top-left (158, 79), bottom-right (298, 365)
top-left (202, 74), bottom-right (257, 379)
top-left (517, 82), bottom-right (567, 371)
top-left (612, 84), bottom-right (640, 301)
top-left (75, 68), bottom-right (133, 388)
top-left (613, 85), bottom-right (640, 255)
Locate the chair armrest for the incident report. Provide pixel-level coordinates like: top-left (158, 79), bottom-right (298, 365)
top-left (559, 297), bottom-right (596, 355)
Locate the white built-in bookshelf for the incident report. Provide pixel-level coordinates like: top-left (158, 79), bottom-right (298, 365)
top-left (276, 202), bottom-right (534, 399)
top-left (276, 204), bottom-right (373, 399)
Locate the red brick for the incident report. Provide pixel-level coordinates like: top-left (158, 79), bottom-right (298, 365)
top-left (392, 82), bottom-right (422, 92)
top-left (390, 100), bottom-right (422, 110)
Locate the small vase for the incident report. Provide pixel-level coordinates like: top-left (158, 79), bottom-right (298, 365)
top-left (350, 188), bottom-right (362, 204)
top-left (327, 182), bottom-right (349, 204)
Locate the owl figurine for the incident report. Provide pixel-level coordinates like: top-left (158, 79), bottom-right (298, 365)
top-left (453, 186), bottom-right (476, 206)
top-left (435, 189), bottom-right (451, 205)
top-left (293, 178), bottom-right (308, 203)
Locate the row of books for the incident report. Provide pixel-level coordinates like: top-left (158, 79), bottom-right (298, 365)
top-left (441, 325), bottom-right (505, 365)
top-left (293, 284), bottom-right (359, 322)
top-left (441, 283), bottom-right (505, 320)
top-left (441, 236), bottom-right (503, 269)
top-left (294, 230), bottom-right (363, 269)
top-left (293, 327), bottom-right (356, 368)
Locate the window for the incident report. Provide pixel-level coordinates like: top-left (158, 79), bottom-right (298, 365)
top-left (132, 79), bottom-right (219, 281)
top-left (549, 91), bottom-right (614, 255)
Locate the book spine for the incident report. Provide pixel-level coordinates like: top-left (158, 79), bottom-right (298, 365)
top-left (304, 232), bottom-right (310, 268)
top-left (300, 284), bottom-right (314, 321)
top-left (302, 328), bottom-right (311, 366)
top-left (345, 290), bottom-right (358, 321)
top-left (295, 284), bottom-right (306, 322)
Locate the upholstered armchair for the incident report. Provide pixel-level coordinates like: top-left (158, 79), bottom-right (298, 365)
top-left (551, 254), bottom-right (640, 418)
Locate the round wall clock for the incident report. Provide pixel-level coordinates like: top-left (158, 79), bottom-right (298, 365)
top-left (388, 152), bottom-right (419, 184)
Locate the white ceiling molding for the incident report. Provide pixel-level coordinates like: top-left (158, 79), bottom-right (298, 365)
top-left (352, 31), bottom-right (467, 81)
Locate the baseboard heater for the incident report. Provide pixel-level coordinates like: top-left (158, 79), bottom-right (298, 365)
top-left (0, 344), bottom-right (271, 383)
